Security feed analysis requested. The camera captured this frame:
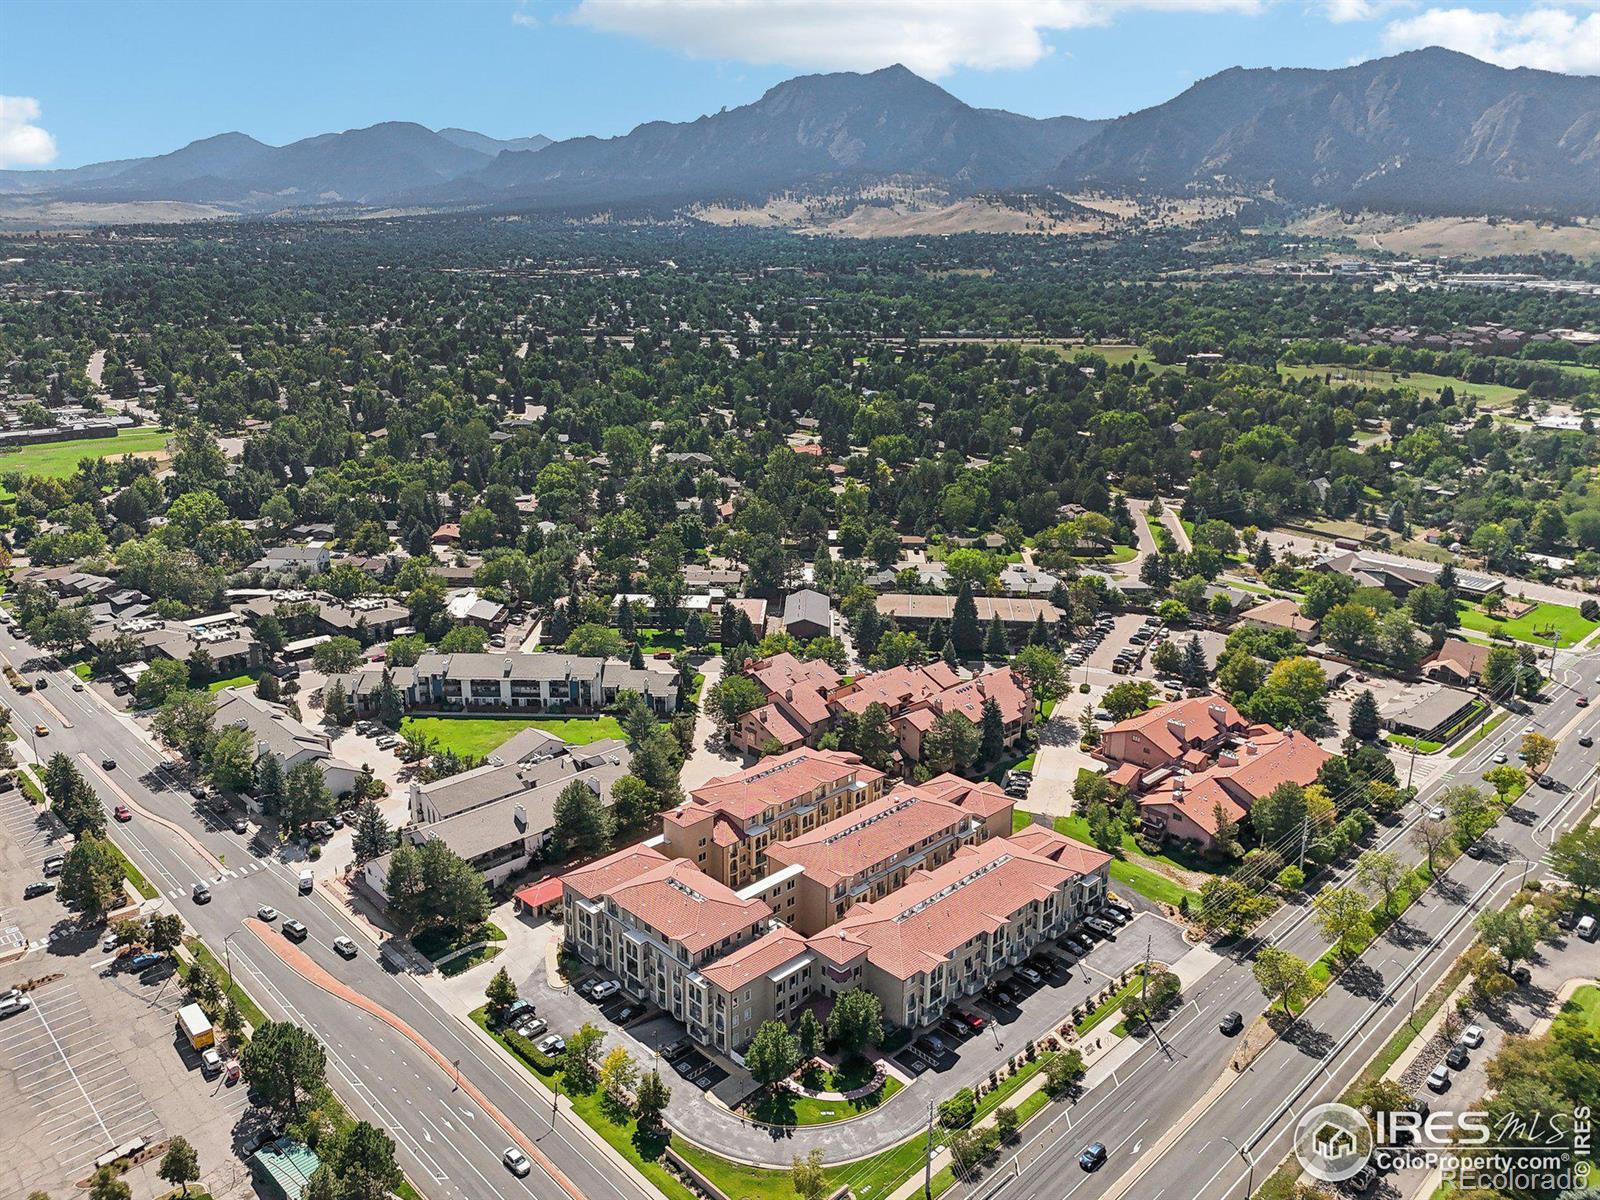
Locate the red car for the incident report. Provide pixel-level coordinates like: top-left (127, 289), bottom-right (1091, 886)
top-left (113, 804), bottom-right (132, 822)
top-left (1578, 696), bottom-right (1589, 707)
top-left (960, 1010), bottom-right (986, 1031)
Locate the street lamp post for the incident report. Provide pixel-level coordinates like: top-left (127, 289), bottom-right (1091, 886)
top-left (223, 930), bottom-right (241, 994)
top-left (1220, 1135), bottom-right (1254, 1198)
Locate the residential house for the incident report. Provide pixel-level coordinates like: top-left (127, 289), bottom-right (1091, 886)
top-left (1420, 639), bottom-right (1491, 687)
top-left (213, 688), bottom-right (362, 798)
top-left (781, 589), bottom-right (833, 641)
top-left (874, 594), bottom-right (1059, 642)
top-left (1239, 598), bottom-right (1318, 642)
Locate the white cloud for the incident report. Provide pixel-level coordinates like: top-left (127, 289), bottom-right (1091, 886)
top-left (567, 0), bottom-right (1265, 77)
top-left (0, 96), bottom-right (57, 169)
top-left (1380, 6), bottom-right (1600, 72)
top-left (511, 1), bottom-right (539, 27)
top-left (1320, 0), bottom-right (1411, 22)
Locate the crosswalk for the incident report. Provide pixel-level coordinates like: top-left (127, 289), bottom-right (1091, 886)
top-left (160, 859), bottom-right (273, 899)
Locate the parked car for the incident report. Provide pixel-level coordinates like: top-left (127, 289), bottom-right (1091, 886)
top-left (42, 854), bottom-right (65, 877)
top-left (1461, 1024), bottom-right (1485, 1048)
top-left (101, 758), bottom-right (117, 771)
top-left (959, 1010), bottom-right (986, 1031)
top-left (1103, 906), bottom-right (1130, 926)
top-left (0, 994), bottom-right (33, 1019)
top-left (516, 1017), bottom-right (548, 1039)
top-left (232, 817), bottom-right (248, 834)
top-left (941, 1017), bottom-right (968, 1039)
top-left (1344, 1164), bottom-right (1378, 1194)
top-left (1017, 966), bottom-right (1044, 986)
top-left (503, 1148), bottom-right (532, 1177)
top-left (924, 1034), bottom-right (947, 1055)
top-left (1084, 916), bottom-right (1119, 938)
top-left (201, 1047), bottom-right (223, 1076)
top-left (1427, 1064), bottom-right (1451, 1092)
top-left (536, 1034), bottom-right (566, 1055)
top-left (590, 979), bottom-right (621, 1001)
top-left (126, 952), bottom-right (163, 972)
top-left (660, 1039), bottom-right (691, 1062)
top-left (1492, 752), bottom-right (1509, 764)
top-left (1509, 964), bottom-right (1532, 985)
top-left (613, 1002), bottom-right (645, 1024)
top-left (1062, 935), bottom-right (1091, 956)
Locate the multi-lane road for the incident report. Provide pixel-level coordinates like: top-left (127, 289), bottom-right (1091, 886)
top-left (0, 638), bottom-right (643, 1200)
top-left (5, 623), bottom-right (1597, 1200)
top-left (974, 642), bottom-right (1600, 1200)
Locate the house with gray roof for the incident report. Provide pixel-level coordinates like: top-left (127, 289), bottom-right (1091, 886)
top-left (213, 688), bottom-right (362, 797)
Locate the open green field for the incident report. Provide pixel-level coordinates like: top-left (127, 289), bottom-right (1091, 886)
top-left (1559, 984), bottom-right (1600, 1032)
top-left (207, 672), bottom-right (259, 693)
top-left (746, 1072), bottom-right (903, 1126)
top-left (1455, 600), bottom-right (1598, 648)
top-left (399, 714), bottom-right (627, 757)
top-left (1278, 364), bottom-right (1524, 407)
top-left (0, 428), bottom-right (172, 478)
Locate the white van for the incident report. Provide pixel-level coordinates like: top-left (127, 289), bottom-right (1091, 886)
top-left (298, 869), bottom-right (314, 894)
top-left (1577, 914), bottom-right (1597, 942)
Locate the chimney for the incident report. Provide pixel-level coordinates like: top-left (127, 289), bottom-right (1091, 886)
top-left (1166, 719), bottom-right (1187, 740)
top-left (503, 658), bottom-right (513, 677)
top-left (514, 803), bottom-right (527, 830)
top-left (1208, 704), bottom-right (1228, 723)
top-left (1245, 742), bottom-right (1258, 756)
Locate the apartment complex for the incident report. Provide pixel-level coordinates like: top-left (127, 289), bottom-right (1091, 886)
top-left (662, 748), bottom-right (887, 888)
top-left (562, 825), bottom-right (1112, 1057)
top-left (338, 651), bottom-right (678, 717)
top-left (1097, 695), bottom-right (1330, 853)
top-left (749, 778), bottom-right (1014, 935)
top-left (727, 653), bottom-right (1035, 768)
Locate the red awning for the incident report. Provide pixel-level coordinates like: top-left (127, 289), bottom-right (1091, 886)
top-left (514, 877), bottom-right (564, 909)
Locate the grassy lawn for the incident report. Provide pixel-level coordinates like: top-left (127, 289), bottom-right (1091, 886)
top-left (1078, 970), bottom-right (1146, 1036)
top-left (412, 922), bottom-right (505, 961)
top-left (1455, 599), bottom-right (1598, 648)
top-left (1449, 709), bottom-right (1509, 758)
top-left (206, 672), bottom-right (260, 693)
top-left (400, 715), bottom-right (627, 757)
top-left (438, 944), bottom-right (503, 977)
top-left (71, 662), bottom-right (93, 681)
top-left (1278, 363), bottom-right (1524, 407)
top-left (0, 428), bottom-right (172, 479)
top-left (746, 1074), bottom-right (903, 1125)
top-left (1385, 733), bottom-right (1444, 754)
top-left (107, 839), bottom-right (159, 900)
top-left (1559, 984), bottom-right (1600, 1032)
top-left (1045, 814), bottom-right (1207, 906)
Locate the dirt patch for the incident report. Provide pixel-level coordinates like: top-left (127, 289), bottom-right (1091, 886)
top-left (1288, 209), bottom-right (1600, 261)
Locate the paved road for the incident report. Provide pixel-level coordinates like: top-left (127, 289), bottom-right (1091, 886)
top-left (979, 641), bottom-right (1600, 1200)
top-left (0, 643), bottom-right (645, 1200)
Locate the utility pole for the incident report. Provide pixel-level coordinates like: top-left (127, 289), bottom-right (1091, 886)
top-left (1405, 740), bottom-right (1418, 792)
top-left (1298, 813), bottom-right (1310, 871)
top-left (925, 1099), bottom-right (935, 1198)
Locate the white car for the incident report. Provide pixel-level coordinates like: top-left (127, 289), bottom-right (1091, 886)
top-left (1428, 806), bottom-right (1447, 821)
top-left (536, 1033), bottom-right (566, 1055)
top-left (0, 994), bottom-right (32, 1018)
top-left (257, 905), bottom-right (278, 922)
top-left (503, 1147), bottom-right (532, 1177)
top-left (590, 980), bottom-right (621, 1001)
top-left (1427, 1064), bottom-right (1451, 1092)
top-left (201, 1047), bottom-right (222, 1075)
top-left (1461, 1024), bottom-right (1485, 1048)
top-left (1492, 752), bottom-right (1508, 764)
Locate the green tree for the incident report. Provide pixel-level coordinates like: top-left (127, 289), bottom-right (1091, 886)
top-left (1548, 828), bottom-right (1600, 902)
top-left (1042, 1049), bottom-right (1086, 1096)
top-left (87, 1168), bottom-right (131, 1200)
top-left (1312, 887), bottom-right (1373, 960)
top-left (978, 696), bottom-right (1006, 764)
top-left (791, 1150), bottom-right (828, 1200)
top-left (324, 679), bottom-right (354, 727)
top-left (1356, 849), bottom-right (1405, 913)
top-left (330, 1121), bottom-right (403, 1200)
top-left (1349, 689), bottom-right (1380, 742)
top-left (134, 657), bottom-right (190, 707)
top-left (59, 836), bottom-right (126, 921)
top-left (705, 673), bottom-right (766, 732)
top-left (950, 582), bottom-right (981, 657)
top-left (158, 1136), bottom-right (200, 1196)
top-left (241, 1020), bottom-right (327, 1119)
top-left (284, 760), bottom-right (335, 832)
top-left (350, 800), bottom-right (392, 863)
top-left (599, 1046), bottom-right (640, 1112)
top-left (1101, 680), bottom-right (1156, 721)
top-left (1476, 908), bottom-right (1548, 974)
top-left (825, 988), bottom-right (884, 1058)
top-left (797, 1008), bottom-right (824, 1059)
top-left (551, 778), bottom-right (615, 860)
top-left (920, 711), bottom-right (979, 774)
top-left (152, 687), bottom-right (217, 762)
top-left (636, 1068), bottom-right (672, 1129)
top-left (561, 1023), bottom-right (606, 1094)
top-left (485, 967), bottom-right (518, 1021)
top-left (1252, 946), bottom-right (1310, 1016)
top-left (311, 636), bottom-right (363, 674)
top-left (204, 722), bottom-right (257, 793)
top-left (745, 1021), bottom-right (801, 1087)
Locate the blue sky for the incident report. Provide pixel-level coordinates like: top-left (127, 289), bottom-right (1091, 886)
top-left (4, 0), bottom-right (1597, 169)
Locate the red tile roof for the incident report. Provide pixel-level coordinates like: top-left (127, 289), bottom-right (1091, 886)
top-left (765, 784), bottom-right (974, 888)
top-left (1104, 695), bottom-right (1246, 760)
top-left (804, 835), bottom-right (1104, 981)
top-left (684, 748), bottom-right (880, 823)
top-left (699, 926), bottom-right (812, 992)
top-left (566, 847), bottom-right (772, 955)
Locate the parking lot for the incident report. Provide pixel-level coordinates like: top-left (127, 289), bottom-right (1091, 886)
top-left (0, 978), bottom-right (165, 1183)
top-left (1, 780), bottom-right (68, 873)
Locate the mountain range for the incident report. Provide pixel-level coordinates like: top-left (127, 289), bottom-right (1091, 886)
top-left (3, 48), bottom-right (1596, 218)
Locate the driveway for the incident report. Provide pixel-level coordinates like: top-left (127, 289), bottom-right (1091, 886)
top-left (680, 657), bottom-right (748, 791)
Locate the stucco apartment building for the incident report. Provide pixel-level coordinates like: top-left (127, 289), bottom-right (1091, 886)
top-left (561, 824), bottom-right (1112, 1059)
top-left (562, 845), bottom-right (775, 1051)
top-left (1097, 695), bottom-right (1330, 852)
top-left (727, 653), bottom-right (1035, 768)
top-left (662, 748), bottom-right (887, 889)
top-left (748, 777), bottom-right (1015, 935)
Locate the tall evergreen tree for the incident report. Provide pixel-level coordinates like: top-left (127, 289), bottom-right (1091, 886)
top-left (1350, 689), bottom-right (1381, 742)
top-left (951, 582), bottom-right (981, 657)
